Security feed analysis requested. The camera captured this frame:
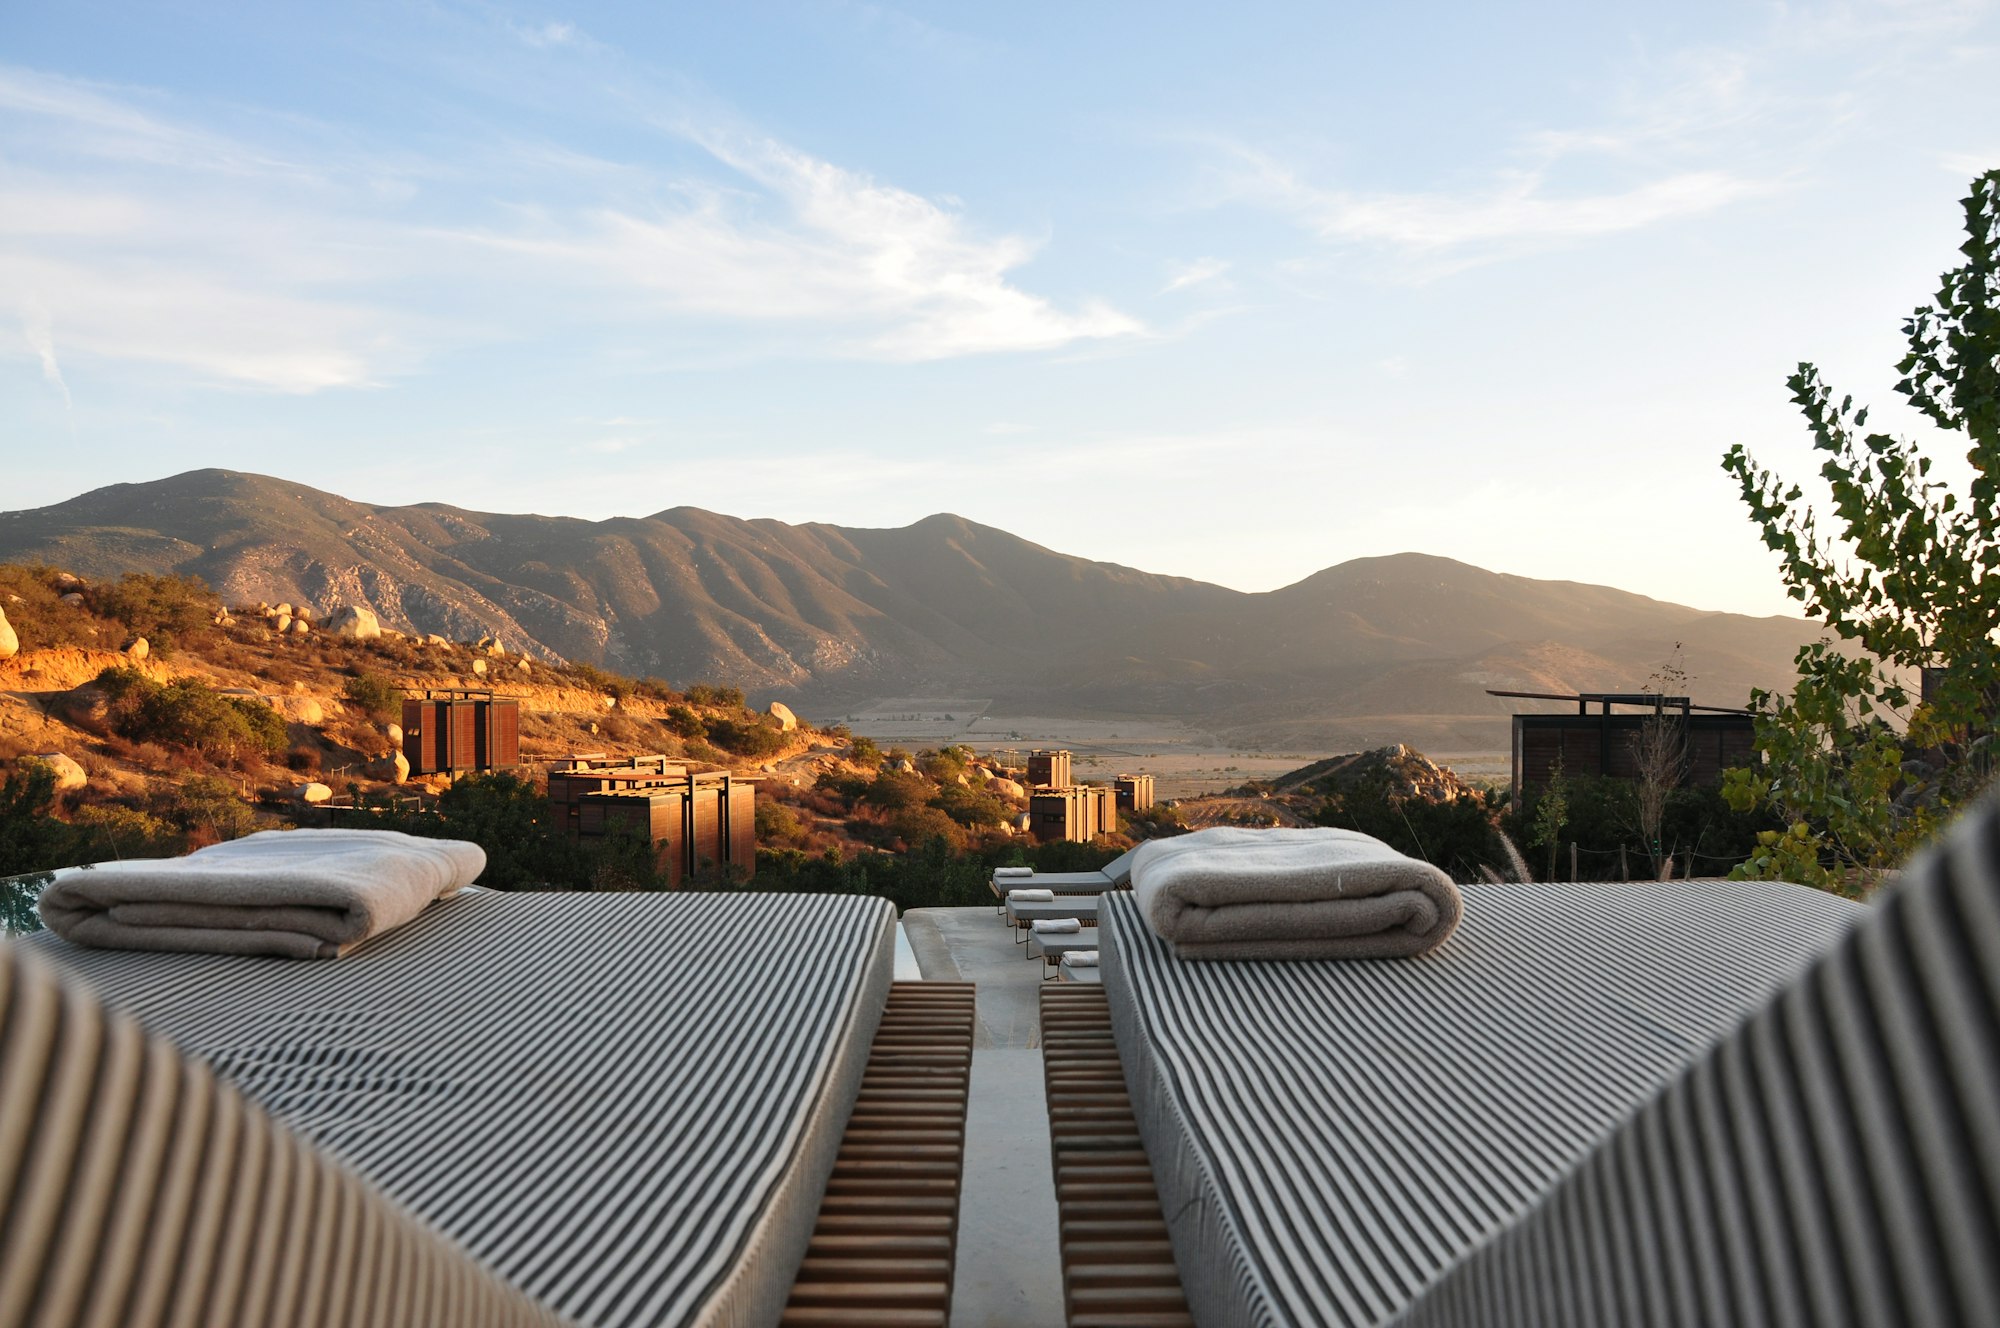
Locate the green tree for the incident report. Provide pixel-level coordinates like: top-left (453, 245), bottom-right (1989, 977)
top-left (1721, 169), bottom-right (2000, 891)
top-left (1529, 758), bottom-right (1570, 882)
top-left (0, 763), bottom-right (85, 879)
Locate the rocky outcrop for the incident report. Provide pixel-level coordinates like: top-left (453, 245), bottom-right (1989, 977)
top-left (55, 685), bottom-right (112, 735)
top-left (1274, 744), bottom-right (1480, 804)
top-left (768, 701), bottom-right (798, 731)
top-left (123, 637), bottom-right (149, 660)
top-left (986, 776), bottom-right (1026, 800)
top-left (26, 752), bottom-right (88, 792)
top-left (296, 782), bottom-right (333, 804)
top-left (0, 607), bottom-right (16, 660)
top-left (329, 605), bottom-right (382, 639)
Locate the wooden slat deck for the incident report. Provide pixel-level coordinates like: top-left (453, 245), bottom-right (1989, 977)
top-left (782, 981), bottom-right (977, 1328)
top-left (1040, 984), bottom-right (1193, 1328)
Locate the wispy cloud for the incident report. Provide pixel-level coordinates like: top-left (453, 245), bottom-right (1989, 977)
top-left (509, 19), bottom-right (579, 48)
top-left (463, 128), bottom-right (1144, 359)
top-left (1292, 167), bottom-right (1763, 252)
top-left (20, 300), bottom-right (72, 409)
top-left (1161, 257), bottom-right (1231, 294)
top-left (0, 60), bottom-right (1138, 390)
top-left (1202, 45), bottom-right (1791, 272)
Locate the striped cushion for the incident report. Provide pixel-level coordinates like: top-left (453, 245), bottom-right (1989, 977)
top-left (25, 890), bottom-right (896, 1328)
top-left (0, 940), bottom-right (566, 1328)
top-left (1400, 802), bottom-right (2000, 1327)
top-left (1100, 879), bottom-right (1865, 1328)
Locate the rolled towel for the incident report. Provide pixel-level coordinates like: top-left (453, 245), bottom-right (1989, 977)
top-left (993, 866), bottom-right (1035, 878)
top-left (1008, 888), bottom-right (1056, 903)
top-left (38, 829), bottom-right (486, 960)
top-left (1065, 950), bottom-right (1100, 967)
top-left (1131, 826), bottom-right (1461, 961)
top-left (1032, 917), bottom-right (1081, 934)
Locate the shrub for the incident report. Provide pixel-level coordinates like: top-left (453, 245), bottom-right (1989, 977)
top-left (0, 762), bottom-right (86, 878)
top-left (685, 683), bottom-right (746, 709)
top-left (356, 772), bottom-right (664, 891)
top-left (1499, 775), bottom-right (1778, 881)
top-left (567, 661), bottom-right (631, 701)
top-left (93, 668), bottom-right (289, 763)
top-left (754, 801), bottom-right (805, 847)
top-left (92, 572), bottom-right (216, 653)
top-left (157, 775), bottom-right (259, 842)
top-left (343, 670), bottom-right (402, 721)
top-left (69, 805), bottom-right (184, 860)
top-left (1125, 803), bottom-right (1186, 835)
top-left (748, 838), bottom-right (994, 912)
top-left (933, 783), bottom-right (1009, 830)
top-left (918, 746), bottom-right (971, 783)
top-left (706, 715), bottom-right (787, 759)
top-left (890, 805), bottom-right (965, 852)
top-left (1316, 774), bottom-right (1502, 882)
top-left (0, 564), bottom-right (110, 650)
top-left (860, 771), bottom-right (931, 812)
top-left (663, 705), bottom-right (707, 739)
top-left (849, 735), bottom-right (882, 768)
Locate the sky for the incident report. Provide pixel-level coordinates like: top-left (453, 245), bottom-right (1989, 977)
top-left (3, 1), bottom-right (1997, 617)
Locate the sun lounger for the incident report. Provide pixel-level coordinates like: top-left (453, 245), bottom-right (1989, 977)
top-left (1048, 794), bottom-right (2000, 1327)
top-left (987, 848), bottom-right (1137, 903)
top-left (12, 890), bottom-right (970, 1328)
top-left (1057, 952), bottom-right (1102, 984)
top-left (1029, 925), bottom-right (1099, 978)
top-left (1006, 896), bottom-right (1101, 940)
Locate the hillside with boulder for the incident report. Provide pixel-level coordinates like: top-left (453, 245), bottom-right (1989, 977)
top-left (0, 469), bottom-right (1827, 751)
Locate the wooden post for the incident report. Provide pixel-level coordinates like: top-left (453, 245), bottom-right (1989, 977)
top-left (1570, 842), bottom-right (1579, 883)
top-left (1619, 844), bottom-right (1628, 880)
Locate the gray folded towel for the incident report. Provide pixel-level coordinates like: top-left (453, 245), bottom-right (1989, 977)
top-left (1032, 917), bottom-right (1081, 934)
top-left (1066, 950), bottom-right (1099, 967)
top-left (1131, 826), bottom-right (1461, 960)
top-left (1008, 888), bottom-right (1056, 903)
top-left (39, 829), bottom-right (486, 959)
top-left (994, 866), bottom-right (1035, 878)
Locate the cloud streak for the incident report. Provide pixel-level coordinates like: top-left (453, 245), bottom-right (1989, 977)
top-left (0, 62), bottom-right (1140, 391)
top-left (1204, 45), bottom-right (1792, 272)
top-left (20, 300), bottom-right (72, 409)
top-left (459, 128), bottom-right (1144, 359)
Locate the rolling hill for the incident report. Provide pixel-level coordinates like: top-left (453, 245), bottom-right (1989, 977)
top-left (0, 470), bottom-right (1825, 749)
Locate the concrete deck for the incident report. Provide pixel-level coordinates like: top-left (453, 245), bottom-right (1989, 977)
top-left (904, 906), bottom-right (1070, 1327)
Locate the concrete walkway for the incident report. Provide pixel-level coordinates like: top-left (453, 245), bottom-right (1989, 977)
top-left (904, 907), bottom-right (1065, 1327)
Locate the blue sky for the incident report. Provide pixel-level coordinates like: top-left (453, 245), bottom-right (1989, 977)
top-left (3, 1), bottom-right (1996, 616)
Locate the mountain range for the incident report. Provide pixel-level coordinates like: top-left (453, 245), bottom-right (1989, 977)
top-left (0, 470), bottom-right (1823, 750)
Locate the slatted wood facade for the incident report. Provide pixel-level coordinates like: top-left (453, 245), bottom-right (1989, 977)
top-left (1114, 775), bottom-right (1155, 813)
top-left (1510, 712), bottom-right (1755, 799)
top-left (1029, 787), bottom-right (1097, 844)
top-left (782, 981), bottom-right (977, 1328)
top-left (1039, 985), bottom-right (1192, 1328)
top-left (1028, 749), bottom-right (1074, 789)
top-left (564, 768), bottom-right (756, 884)
top-left (401, 690), bottom-right (521, 775)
